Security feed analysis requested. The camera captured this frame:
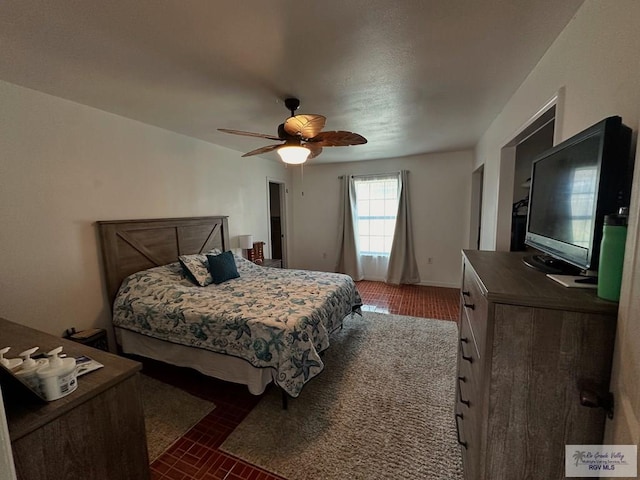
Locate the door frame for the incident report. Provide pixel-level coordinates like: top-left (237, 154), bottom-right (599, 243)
top-left (0, 387), bottom-right (17, 480)
top-left (495, 88), bottom-right (563, 251)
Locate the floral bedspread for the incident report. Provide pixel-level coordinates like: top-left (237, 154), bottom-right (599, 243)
top-left (112, 255), bottom-right (362, 397)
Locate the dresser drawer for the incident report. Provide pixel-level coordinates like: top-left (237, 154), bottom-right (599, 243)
top-left (458, 313), bottom-right (483, 407)
top-left (457, 302), bottom-right (485, 480)
top-left (457, 344), bottom-right (480, 409)
top-left (456, 406), bottom-right (481, 480)
top-left (455, 391), bottom-right (480, 480)
top-left (461, 261), bottom-right (488, 358)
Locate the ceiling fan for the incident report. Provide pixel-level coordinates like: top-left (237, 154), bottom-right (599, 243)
top-left (218, 98), bottom-right (367, 164)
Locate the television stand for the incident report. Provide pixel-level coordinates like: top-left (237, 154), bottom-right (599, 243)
top-left (522, 254), bottom-right (581, 275)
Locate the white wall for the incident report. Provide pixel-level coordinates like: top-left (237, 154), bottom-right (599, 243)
top-left (288, 151), bottom-right (473, 288)
top-left (476, 0), bottom-right (640, 250)
top-left (474, 0), bottom-right (640, 452)
top-left (0, 80), bottom-right (290, 338)
top-left (605, 116), bottom-right (640, 459)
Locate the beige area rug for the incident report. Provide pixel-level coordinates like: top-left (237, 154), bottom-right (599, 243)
top-left (221, 311), bottom-right (464, 480)
top-left (140, 374), bottom-right (215, 462)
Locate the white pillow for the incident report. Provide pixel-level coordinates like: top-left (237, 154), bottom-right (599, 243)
top-left (178, 249), bottom-right (222, 286)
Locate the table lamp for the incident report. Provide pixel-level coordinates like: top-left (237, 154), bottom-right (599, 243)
top-left (239, 234), bottom-right (254, 260)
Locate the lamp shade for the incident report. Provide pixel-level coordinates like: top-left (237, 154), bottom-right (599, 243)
top-left (277, 146), bottom-right (310, 165)
top-left (238, 234), bottom-right (254, 249)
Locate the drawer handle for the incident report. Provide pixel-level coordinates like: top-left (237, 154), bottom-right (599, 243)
top-left (460, 340), bottom-right (473, 363)
top-left (463, 302), bottom-right (475, 310)
top-left (460, 336), bottom-right (469, 343)
top-left (455, 413), bottom-right (467, 448)
top-left (462, 290), bottom-right (470, 297)
top-left (579, 388), bottom-right (615, 420)
top-left (458, 377), bottom-right (470, 407)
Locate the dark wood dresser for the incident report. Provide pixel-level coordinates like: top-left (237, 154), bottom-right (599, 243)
top-left (456, 251), bottom-right (618, 480)
top-left (1, 318), bottom-right (150, 480)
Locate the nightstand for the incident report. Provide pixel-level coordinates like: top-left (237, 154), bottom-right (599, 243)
top-left (261, 258), bottom-right (282, 268)
top-left (64, 327), bottom-right (109, 351)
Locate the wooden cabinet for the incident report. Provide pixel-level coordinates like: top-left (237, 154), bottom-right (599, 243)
top-left (455, 251), bottom-right (618, 480)
top-left (1, 318), bottom-right (150, 480)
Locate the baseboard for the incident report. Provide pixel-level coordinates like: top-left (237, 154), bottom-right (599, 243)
top-left (417, 280), bottom-right (459, 289)
top-left (360, 278), bottom-right (459, 289)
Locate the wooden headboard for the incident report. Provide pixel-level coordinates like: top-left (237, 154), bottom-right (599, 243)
top-left (97, 216), bottom-right (230, 303)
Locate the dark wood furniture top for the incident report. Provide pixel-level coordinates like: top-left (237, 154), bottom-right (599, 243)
top-left (261, 258), bottom-right (282, 268)
top-left (462, 250), bottom-right (618, 314)
top-left (2, 317), bottom-right (142, 441)
top-left (97, 216), bottom-right (230, 303)
top-left (2, 317), bottom-right (149, 480)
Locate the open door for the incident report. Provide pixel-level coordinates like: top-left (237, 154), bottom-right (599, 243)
top-left (268, 180), bottom-right (287, 267)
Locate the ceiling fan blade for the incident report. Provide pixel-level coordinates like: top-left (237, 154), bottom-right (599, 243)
top-left (308, 131), bottom-right (367, 147)
top-left (284, 114), bottom-right (326, 139)
top-left (241, 144), bottom-right (283, 157)
top-left (305, 143), bottom-right (323, 159)
top-left (218, 128), bottom-right (282, 141)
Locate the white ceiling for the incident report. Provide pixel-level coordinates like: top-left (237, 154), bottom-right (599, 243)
top-left (0, 0), bottom-right (584, 163)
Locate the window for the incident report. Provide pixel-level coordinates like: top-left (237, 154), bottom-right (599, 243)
top-left (354, 175), bottom-right (399, 255)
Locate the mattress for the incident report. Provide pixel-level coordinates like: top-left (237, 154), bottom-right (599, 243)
top-left (112, 255), bottom-right (362, 396)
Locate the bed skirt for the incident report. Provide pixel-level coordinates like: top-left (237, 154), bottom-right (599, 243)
top-left (116, 327), bottom-right (275, 395)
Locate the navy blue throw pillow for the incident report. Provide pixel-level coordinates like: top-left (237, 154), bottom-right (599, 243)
top-left (206, 251), bottom-right (240, 284)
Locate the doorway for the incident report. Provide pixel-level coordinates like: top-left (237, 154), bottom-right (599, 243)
top-left (470, 165), bottom-right (484, 250)
top-left (268, 180), bottom-right (287, 266)
top-left (496, 91), bottom-right (562, 251)
top-left (510, 114), bottom-right (555, 250)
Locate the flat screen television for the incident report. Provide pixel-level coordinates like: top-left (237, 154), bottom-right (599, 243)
top-left (523, 116), bottom-right (632, 275)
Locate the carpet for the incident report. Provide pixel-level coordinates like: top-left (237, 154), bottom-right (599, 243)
top-left (140, 374), bottom-right (216, 462)
top-left (220, 311), bottom-right (464, 480)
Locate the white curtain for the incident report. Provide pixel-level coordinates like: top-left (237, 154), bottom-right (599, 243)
top-left (335, 175), bottom-right (363, 280)
top-left (386, 170), bottom-right (420, 285)
top-left (360, 254), bottom-right (390, 282)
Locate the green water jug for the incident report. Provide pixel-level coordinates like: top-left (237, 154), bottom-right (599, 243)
top-left (597, 207), bottom-right (629, 301)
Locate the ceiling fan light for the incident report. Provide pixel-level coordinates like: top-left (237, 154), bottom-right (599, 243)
top-left (277, 146), bottom-right (310, 164)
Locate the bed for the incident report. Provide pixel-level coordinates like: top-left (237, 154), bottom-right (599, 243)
top-left (97, 216), bottom-right (362, 399)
